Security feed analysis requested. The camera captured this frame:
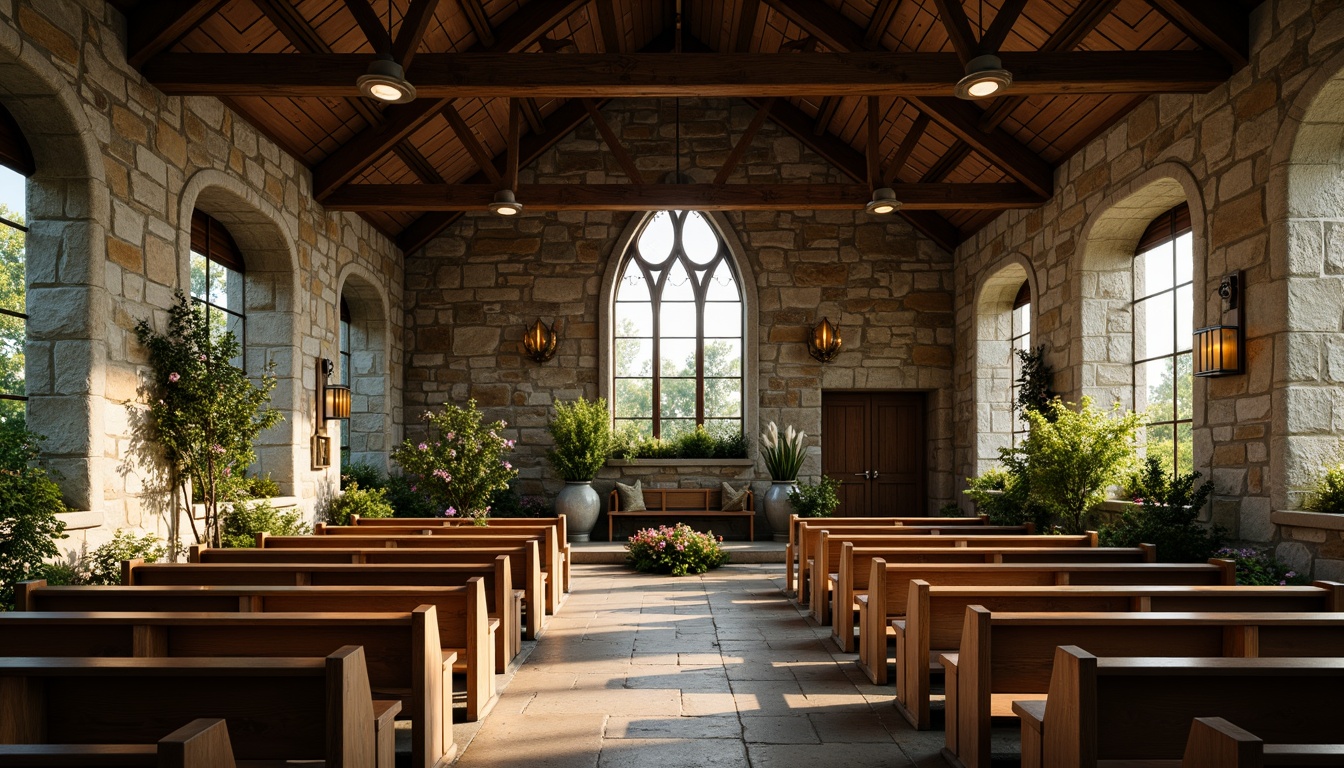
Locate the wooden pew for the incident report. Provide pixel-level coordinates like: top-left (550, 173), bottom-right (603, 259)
top-left (16, 579), bottom-right (498, 723)
top-left (830, 543), bottom-right (1154, 651)
top-left (0, 608), bottom-right (454, 768)
top-left (0, 718), bottom-right (235, 768)
top-left (807, 531), bottom-right (1096, 623)
top-left (269, 528), bottom-right (564, 614)
top-left (124, 558), bottom-right (517, 675)
top-left (1016, 647), bottom-right (1344, 768)
top-left (785, 514), bottom-right (989, 594)
top-left (946, 609), bottom-right (1344, 768)
top-left (1181, 717), bottom-right (1344, 768)
top-left (0, 646), bottom-right (396, 768)
top-left (194, 542), bottom-right (545, 640)
top-left (882, 578), bottom-right (1344, 728)
top-left (345, 516), bottom-right (572, 593)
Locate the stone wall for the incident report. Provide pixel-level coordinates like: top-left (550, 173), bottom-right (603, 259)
top-left (406, 97), bottom-right (955, 536)
top-left (950, 0), bottom-right (1344, 577)
top-left (0, 0), bottom-right (404, 550)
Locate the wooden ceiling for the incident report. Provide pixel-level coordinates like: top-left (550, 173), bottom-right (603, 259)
top-left (108, 0), bottom-right (1259, 253)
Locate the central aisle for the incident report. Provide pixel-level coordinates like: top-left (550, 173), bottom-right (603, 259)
top-left (453, 563), bottom-right (948, 768)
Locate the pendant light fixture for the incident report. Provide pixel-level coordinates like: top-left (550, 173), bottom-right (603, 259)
top-left (865, 187), bottom-right (901, 215)
top-left (955, 54), bottom-right (1013, 99)
top-left (356, 3), bottom-right (416, 104)
top-left (488, 189), bottom-right (523, 216)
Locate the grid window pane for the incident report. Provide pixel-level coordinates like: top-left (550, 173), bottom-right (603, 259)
top-left (1136, 293), bottom-right (1175, 360)
top-left (614, 338), bottom-right (652, 377)
top-left (1133, 212), bottom-right (1193, 476)
top-left (615, 302), bottom-right (653, 338)
top-left (660, 378), bottom-right (696, 418)
top-left (614, 378), bottom-right (653, 418)
top-left (703, 302), bottom-right (742, 337)
top-left (704, 339), bottom-right (741, 377)
top-left (0, 167), bottom-right (28, 406)
top-left (1145, 422), bottom-right (1176, 476)
top-left (0, 165), bottom-right (25, 220)
top-left (660, 338), bottom-right (696, 377)
top-left (1137, 356), bottom-right (1176, 422)
top-left (704, 378), bottom-right (742, 418)
top-left (659, 302), bottom-right (696, 336)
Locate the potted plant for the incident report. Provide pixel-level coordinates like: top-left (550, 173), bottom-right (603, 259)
top-left (761, 421), bottom-right (807, 540)
top-left (790, 475), bottom-right (841, 519)
top-left (392, 399), bottom-right (518, 524)
top-left (546, 397), bottom-right (614, 541)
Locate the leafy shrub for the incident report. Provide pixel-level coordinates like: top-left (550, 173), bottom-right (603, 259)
top-left (546, 398), bottom-right (613, 481)
top-left (1215, 547), bottom-right (1308, 586)
top-left (611, 424), bottom-right (748, 461)
top-left (87, 529), bottom-right (168, 586)
top-left (938, 502), bottom-right (963, 517)
top-left (675, 425), bottom-right (717, 459)
top-left (384, 474), bottom-right (437, 518)
top-left (39, 558), bottom-right (87, 586)
top-left (1306, 463), bottom-right (1344, 515)
top-left (0, 421), bottom-right (67, 610)
top-left (964, 463), bottom-right (1050, 530)
top-left (325, 482), bottom-right (394, 526)
top-left (1101, 456), bottom-right (1222, 562)
top-left (342, 462), bottom-right (387, 492)
top-left (220, 499), bottom-right (308, 548)
top-left (243, 473), bottom-right (281, 499)
top-left (394, 399), bottom-right (517, 522)
top-left (712, 430), bottom-right (749, 459)
top-left (790, 475), bottom-right (841, 518)
top-left (1015, 345), bottom-right (1056, 421)
top-left (487, 485), bottom-right (551, 518)
top-left (626, 523), bottom-right (728, 576)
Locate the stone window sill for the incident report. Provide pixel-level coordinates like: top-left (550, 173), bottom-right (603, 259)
top-left (606, 458), bottom-right (756, 468)
top-left (57, 510), bottom-right (103, 530)
top-left (1271, 509), bottom-right (1344, 532)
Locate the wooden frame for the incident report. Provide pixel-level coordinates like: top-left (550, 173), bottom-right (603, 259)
top-left (607, 487), bottom-right (756, 542)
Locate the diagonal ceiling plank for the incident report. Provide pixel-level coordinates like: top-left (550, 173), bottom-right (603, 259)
top-left (867, 96), bottom-right (882, 189)
top-left (920, 141), bottom-right (971, 183)
top-left (252, 0), bottom-right (327, 53)
top-left (127, 0), bottom-right (226, 68)
top-left (581, 99), bottom-right (644, 184)
top-left (977, 0), bottom-right (1028, 55)
top-left (734, 0), bottom-right (762, 52)
top-left (592, 0), bottom-right (622, 53)
top-left (394, 0), bottom-right (444, 69)
top-left (310, 0), bottom-right (589, 201)
top-left (865, 0), bottom-right (900, 48)
top-left (344, 0), bottom-right (393, 55)
top-left (813, 97), bottom-right (841, 135)
top-left (1144, 0), bottom-right (1249, 68)
top-left (929, 0), bottom-right (978, 66)
top-left (505, 98), bottom-right (521, 189)
top-left (457, 0), bottom-right (496, 48)
top-left (441, 103), bottom-right (503, 183)
top-left (884, 112), bottom-right (929, 185)
top-left (520, 99), bottom-right (548, 134)
top-left (715, 98), bottom-right (775, 184)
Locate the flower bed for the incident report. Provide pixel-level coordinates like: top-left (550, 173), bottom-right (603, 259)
top-left (626, 523), bottom-right (729, 576)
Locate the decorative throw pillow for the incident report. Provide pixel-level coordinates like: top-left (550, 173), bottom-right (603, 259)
top-left (615, 480), bottom-right (646, 511)
top-left (720, 482), bottom-right (749, 511)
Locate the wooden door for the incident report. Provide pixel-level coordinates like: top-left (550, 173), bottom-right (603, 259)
top-left (821, 392), bottom-right (927, 517)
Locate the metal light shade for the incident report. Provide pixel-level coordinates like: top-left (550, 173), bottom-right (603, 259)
top-left (324, 384), bottom-right (352, 420)
top-left (1194, 325), bottom-right (1241, 377)
top-left (522, 318), bottom-right (558, 363)
top-left (808, 318), bottom-right (842, 363)
top-left (357, 57), bottom-right (416, 104)
top-left (865, 187), bottom-right (901, 215)
top-left (955, 54), bottom-right (1013, 100)
top-left (489, 189), bottom-right (524, 216)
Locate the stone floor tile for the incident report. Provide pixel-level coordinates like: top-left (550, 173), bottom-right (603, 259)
top-left (747, 742), bottom-right (912, 768)
top-left (605, 714), bottom-right (742, 739)
top-left (524, 687), bottom-right (683, 716)
top-left (597, 738), bottom-right (750, 767)
top-left (741, 715), bottom-right (821, 744)
top-left (454, 712), bottom-right (605, 768)
top-left (809, 712), bottom-right (897, 743)
top-left (679, 691), bottom-right (740, 716)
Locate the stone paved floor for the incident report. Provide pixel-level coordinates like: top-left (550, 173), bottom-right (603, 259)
top-left (451, 563), bottom-right (955, 768)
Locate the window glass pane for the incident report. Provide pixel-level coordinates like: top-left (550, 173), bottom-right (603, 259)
top-left (1176, 422), bottom-right (1193, 478)
top-left (704, 339), bottom-right (741, 377)
top-left (661, 260), bottom-right (694, 302)
top-left (614, 338), bottom-right (652, 377)
top-left (0, 165), bottom-right (24, 220)
top-left (660, 418), bottom-right (696, 441)
top-left (615, 302), bottom-right (652, 338)
top-left (1175, 232), bottom-right (1193, 285)
top-left (614, 378), bottom-right (653, 418)
top-left (659, 338), bottom-right (696, 377)
top-left (660, 378), bottom-right (696, 418)
top-left (1136, 293), bottom-right (1175, 360)
top-left (704, 378), bottom-right (742, 418)
top-left (636, 211), bottom-right (673, 265)
top-left (0, 305), bottom-right (23, 398)
top-left (0, 223), bottom-right (23, 317)
top-left (1012, 303), bottom-right (1030, 338)
top-left (682, 212), bottom-right (719, 265)
top-left (1175, 284), bottom-right (1193, 352)
top-left (1137, 357), bottom-right (1176, 423)
top-left (703, 302), bottom-right (742, 338)
top-left (704, 419), bottom-right (742, 440)
top-left (1145, 422), bottom-right (1176, 476)
top-left (211, 264), bottom-right (244, 312)
top-left (659, 302), bottom-right (696, 337)
top-left (616, 260), bottom-right (649, 302)
top-left (615, 418), bottom-right (652, 439)
top-left (705, 261), bottom-right (739, 301)
top-left (190, 251), bottom-right (209, 302)
top-left (1137, 242), bottom-right (1174, 297)
top-left (1174, 352), bottom-right (1193, 421)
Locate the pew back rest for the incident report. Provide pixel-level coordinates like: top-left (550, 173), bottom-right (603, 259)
top-left (607, 487), bottom-right (755, 513)
top-left (788, 515), bottom-right (987, 557)
top-left (846, 546), bottom-right (1152, 590)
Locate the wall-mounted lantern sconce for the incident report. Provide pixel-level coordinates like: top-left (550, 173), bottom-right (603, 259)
top-left (1194, 272), bottom-right (1243, 378)
top-left (312, 357), bottom-right (351, 469)
top-left (808, 317), bottom-right (843, 363)
top-left (522, 318), bottom-right (558, 363)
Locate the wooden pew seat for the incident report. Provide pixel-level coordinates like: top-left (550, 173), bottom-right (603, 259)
top-left (1182, 717), bottom-right (1344, 768)
top-left (0, 718), bottom-right (235, 768)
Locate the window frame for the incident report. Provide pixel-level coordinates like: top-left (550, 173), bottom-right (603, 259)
top-left (612, 210), bottom-right (744, 440)
top-left (0, 163), bottom-right (28, 409)
top-left (339, 297), bottom-right (351, 467)
top-left (1009, 281), bottom-right (1030, 448)
top-left (189, 210), bottom-right (247, 370)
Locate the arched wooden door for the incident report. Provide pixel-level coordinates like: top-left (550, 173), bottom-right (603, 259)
top-left (821, 392), bottom-right (927, 517)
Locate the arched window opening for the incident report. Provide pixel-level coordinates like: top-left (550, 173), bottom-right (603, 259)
top-left (0, 102), bottom-right (31, 424)
top-left (339, 297), bottom-right (351, 469)
top-left (613, 210), bottom-right (743, 440)
top-left (189, 209), bottom-right (245, 370)
top-left (1009, 281), bottom-right (1031, 448)
top-left (1133, 203), bottom-right (1194, 476)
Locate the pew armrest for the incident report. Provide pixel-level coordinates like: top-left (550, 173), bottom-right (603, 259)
top-left (1014, 700), bottom-right (1046, 768)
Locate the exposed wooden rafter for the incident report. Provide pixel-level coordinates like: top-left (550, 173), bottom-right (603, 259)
top-left (126, 0), bottom-right (225, 68)
top-left (441, 103), bottom-right (502, 183)
top-left (581, 99), bottom-right (644, 184)
top-left (929, 0), bottom-right (978, 66)
top-left (393, 0), bottom-right (443, 69)
top-left (715, 98), bottom-right (775, 184)
top-left (343, 0), bottom-right (393, 55)
top-left (1144, 0), bottom-right (1249, 68)
top-left (977, 0), bottom-right (1028, 56)
top-left (864, 0), bottom-right (900, 48)
top-left (457, 0), bottom-right (496, 48)
top-left (592, 0), bottom-right (622, 53)
top-left (884, 113), bottom-right (929, 185)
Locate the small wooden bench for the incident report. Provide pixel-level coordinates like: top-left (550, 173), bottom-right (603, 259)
top-left (195, 542), bottom-right (545, 641)
top-left (16, 579), bottom-right (497, 723)
top-left (945, 608), bottom-right (1344, 768)
top-left (880, 579), bottom-right (1344, 726)
top-left (0, 718), bottom-right (234, 768)
top-left (1017, 648), bottom-right (1344, 768)
top-left (124, 557), bottom-right (517, 676)
top-left (0, 607), bottom-right (454, 768)
top-left (606, 486), bottom-right (755, 542)
top-left (1181, 717), bottom-right (1344, 768)
top-left (785, 514), bottom-right (989, 594)
top-left (0, 646), bottom-right (396, 768)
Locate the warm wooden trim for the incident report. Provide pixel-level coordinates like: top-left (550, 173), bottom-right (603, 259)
top-left (441, 103), bottom-right (503, 183)
top-left (519, 99), bottom-right (547, 134)
top-left (920, 140), bottom-right (971, 183)
top-left (864, 0), bottom-right (899, 47)
top-left (324, 182), bottom-right (1046, 211)
top-left (714, 98), bottom-right (775, 184)
top-left (504, 99), bottom-right (520, 190)
top-left (813, 96), bottom-right (841, 135)
top-left (581, 99), bottom-right (643, 184)
top-left (126, 0), bottom-right (225, 69)
top-left (394, 0), bottom-right (443, 69)
top-left (1145, 0), bottom-right (1249, 68)
top-left (140, 51), bottom-right (1231, 98)
top-left (866, 96), bottom-right (882, 189)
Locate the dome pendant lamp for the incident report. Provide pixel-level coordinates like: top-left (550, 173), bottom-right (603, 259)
top-left (865, 187), bottom-right (901, 215)
top-left (955, 54), bottom-right (1013, 100)
top-left (358, 55), bottom-right (417, 104)
top-left (488, 189), bottom-right (524, 216)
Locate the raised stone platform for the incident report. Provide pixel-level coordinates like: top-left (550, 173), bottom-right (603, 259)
top-left (569, 540), bottom-right (787, 564)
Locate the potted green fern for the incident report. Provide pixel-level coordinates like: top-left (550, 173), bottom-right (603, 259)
top-left (546, 397), bottom-right (614, 541)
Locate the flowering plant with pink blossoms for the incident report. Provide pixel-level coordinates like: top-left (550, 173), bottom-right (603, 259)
top-left (626, 523), bottom-right (728, 576)
top-left (392, 399), bottom-right (517, 524)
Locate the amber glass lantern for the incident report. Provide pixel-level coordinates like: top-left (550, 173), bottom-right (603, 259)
top-left (1193, 274), bottom-right (1243, 378)
top-left (522, 318), bottom-right (558, 363)
top-left (807, 318), bottom-right (842, 363)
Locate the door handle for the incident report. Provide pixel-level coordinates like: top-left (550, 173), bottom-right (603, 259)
top-left (871, 471), bottom-right (879, 479)
top-left (853, 471), bottom-right (873, 479)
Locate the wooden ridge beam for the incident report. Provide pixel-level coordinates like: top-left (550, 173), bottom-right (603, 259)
top-left (1144, 0), bottom-right (1249, 68)
top-left (142, 51), bottom-right (1232, 98)
top-left (127, 0), bottom-right (225, 68)
top-left (325, 182), bottom-right (1046, 211)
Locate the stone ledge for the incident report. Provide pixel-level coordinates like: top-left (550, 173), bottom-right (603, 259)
top-left (606, 458), bottom-right (756, 468)
top-left (56, 510), bottom-right (102, 530)
top-left (1272, 509), bottom-right (1344, 531)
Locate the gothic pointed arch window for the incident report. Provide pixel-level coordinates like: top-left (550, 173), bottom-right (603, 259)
top-left (613, 210), bottom-right (743, 440)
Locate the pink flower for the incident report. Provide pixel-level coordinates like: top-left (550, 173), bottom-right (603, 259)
top-left (198, 354), bottom-right (206, 361)
top-left (505, 439), bottom-right (516, 448)
top-left (168, 372), bottom-right (180, 383)
top-left (223, 467), bottom-right (231, 476)
top-left (502, 461), bottom-right (512, 470)
top-left (418, 442), bottom-right (428, 451)
top-left (445, 432), bottom-right (455, 440)
top-left (445, 507), bottom-right (456, 517)
top-left (432, 469), bottom-right (451, 482)
top-left (211, 444), bottom-right (225, 454)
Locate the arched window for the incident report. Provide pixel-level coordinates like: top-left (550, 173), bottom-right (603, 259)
top-left (338, 297), bottom-right (351, 469)
top-left (613, 210), bottom-right (743, 440)
top-left (0, 102), bottom-right (31, 424)
top-left (1133, 204), bottom-right (1194, 476)
top-left (1009, 281), bottom-right (1031, 448)
top-left (189, 210), bottom-right (245, 370)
